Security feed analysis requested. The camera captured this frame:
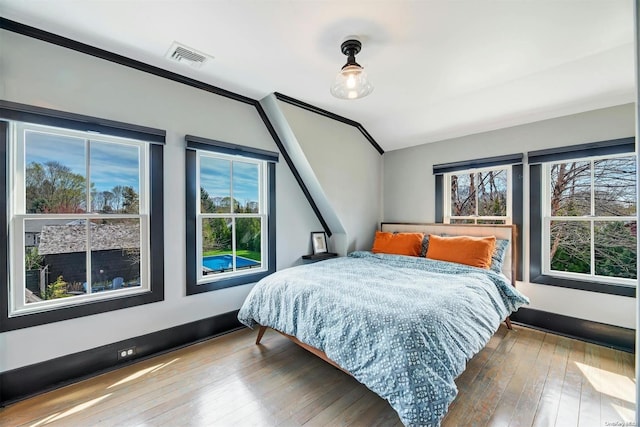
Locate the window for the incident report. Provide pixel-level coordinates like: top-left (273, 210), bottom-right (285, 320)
top-left (529, 137), bottom-right (636, 297)
top-left (185, 135), bottom-right (277, 294)
top-left (433, 153), bottom-right (523, 279)
top-left (444, 166), bottom-right (511, 224)
top-left (1, 102), bottom-right (165, 331)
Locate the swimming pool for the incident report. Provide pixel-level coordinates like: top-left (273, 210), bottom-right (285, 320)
top-left (202, 254), bottom-right (260, 271)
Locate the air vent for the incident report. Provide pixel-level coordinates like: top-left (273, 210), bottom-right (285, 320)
top-left (165, 42), bottom-right (211, 68)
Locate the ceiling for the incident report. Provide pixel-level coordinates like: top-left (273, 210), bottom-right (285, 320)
top-left (0, 0), bottom-right (635, 152)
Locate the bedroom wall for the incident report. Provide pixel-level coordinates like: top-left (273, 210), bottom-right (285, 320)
top-left (383, 103), bottom-right (636, 329)
top-left (271, 98), bottom-right (383, 254)
top-left (0, 29), bottom-right (330, 372)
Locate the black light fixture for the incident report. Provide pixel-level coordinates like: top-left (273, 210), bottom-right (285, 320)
top-left (330, 38), bottom-right (373, 100)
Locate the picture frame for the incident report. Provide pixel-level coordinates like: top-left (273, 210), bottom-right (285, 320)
top-left (311, 231), bottom-right (328, 254)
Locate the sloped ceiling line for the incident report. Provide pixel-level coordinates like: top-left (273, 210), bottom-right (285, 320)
top-left (274, 92), bottom-right (384, 155)
top-left (0, 17), bottom-right (333, 237)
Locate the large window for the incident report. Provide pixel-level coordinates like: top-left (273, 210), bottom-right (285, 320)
top-left (444, 166), bottom-right (511, 224)
top-left (1, 102), bottom-right (165, 331)
top-left (186, 135), bottom-right (277, 294)
top-left (9, 123), bottom-right (150, 316)
top-left (529, 137), bottom-right (636, 296)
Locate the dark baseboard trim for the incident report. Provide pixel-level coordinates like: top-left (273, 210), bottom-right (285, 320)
top-left (0, 310), bottom-right (243, 406)
top-left (274, 92), bottom-right (384, 155)
top-left (510, 307), bottom-right (635, 353)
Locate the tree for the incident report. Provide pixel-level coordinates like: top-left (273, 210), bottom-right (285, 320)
top-left (26, 161), bottom-right (85, 213)
top-left (122, 186), bottom-right (139, 213)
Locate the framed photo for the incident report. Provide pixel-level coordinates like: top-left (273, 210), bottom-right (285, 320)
top-left (311, 231), bottom-right (328, 254)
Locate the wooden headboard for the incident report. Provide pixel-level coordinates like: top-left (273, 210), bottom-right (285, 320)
top-left (380, 223), bottom-right (517, 285)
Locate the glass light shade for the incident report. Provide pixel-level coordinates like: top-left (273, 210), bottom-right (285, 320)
top-left (330, 64), bottom-right (374, 100)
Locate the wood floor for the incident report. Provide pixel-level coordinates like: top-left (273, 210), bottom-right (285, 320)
top-left (0, 324), bottom-right (635, 426)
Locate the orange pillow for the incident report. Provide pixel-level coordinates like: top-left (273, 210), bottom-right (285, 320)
top-left (371, 231), bottom-right (423, 257)
top-left (426, 235), bottom-right (496, 269)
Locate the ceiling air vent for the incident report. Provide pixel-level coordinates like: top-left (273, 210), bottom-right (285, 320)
top-left (166, 42), bottom-right (211, 68)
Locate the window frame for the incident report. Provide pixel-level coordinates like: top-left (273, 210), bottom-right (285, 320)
top-left (443, 165), bottom-right (512, 225)
top-left (8, 122), bottom-right (152, 316)
top-left (1, 102), bottom-right (165, 331)
top-left (185, 135), bottom-right (277, 295)
top-left (528, 137), bottom-right (636, 297)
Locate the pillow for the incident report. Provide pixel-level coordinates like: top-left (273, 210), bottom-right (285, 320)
top-left (426, 234), bottom-right (496, 269)
top-left (490, 239), bottom-right (510, 273)
top-left (372, 231), bottom-right (423, 256)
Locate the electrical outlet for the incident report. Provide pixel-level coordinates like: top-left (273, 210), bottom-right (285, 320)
top-left (117, 346), bottom-right (136, 360)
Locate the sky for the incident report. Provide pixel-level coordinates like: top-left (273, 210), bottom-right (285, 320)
top-left (25, 130), bottom-right (140, 194)
top-left (200, 156), bottom-right (259, 205)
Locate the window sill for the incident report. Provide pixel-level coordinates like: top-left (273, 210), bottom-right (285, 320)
top-left (530, 274), bottom-right (635, 297)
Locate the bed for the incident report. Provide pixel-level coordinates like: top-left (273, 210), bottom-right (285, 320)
top-left (237, 223), bottom-right (529, 426)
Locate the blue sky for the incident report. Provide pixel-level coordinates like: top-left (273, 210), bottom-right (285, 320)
top-left (200, 156), bottom-right (259, 204)
top-left (25, 131), bottom-right (140, 193)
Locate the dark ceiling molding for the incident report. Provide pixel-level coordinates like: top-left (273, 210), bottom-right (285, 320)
top-left (274, 92), bottom-right (384, 155)
top-left (1, 16), bottom-right (333, 238)
top-left (0, 17), bottom-right (255, 105)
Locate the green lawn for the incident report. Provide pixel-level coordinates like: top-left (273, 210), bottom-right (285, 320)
top-left (203, 249), bottom-right (261, 262)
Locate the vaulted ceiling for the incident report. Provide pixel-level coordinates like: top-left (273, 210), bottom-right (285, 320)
top-left (0, 0), bottom-right (635, 151)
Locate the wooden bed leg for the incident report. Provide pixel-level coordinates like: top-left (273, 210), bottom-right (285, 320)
top-left (505, 317), bottom-right (513, 330)
top-left (255, 325), bottom-right (267, 344)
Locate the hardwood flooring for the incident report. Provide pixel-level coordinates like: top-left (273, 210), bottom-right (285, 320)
top-left (0, 324), bottom-right (635, 426)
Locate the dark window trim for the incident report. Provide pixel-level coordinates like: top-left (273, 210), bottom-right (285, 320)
top-left (0, 100), bottom-right (165, 144)
top-left (186, 135), bottom-right (279, 163)
top-left (434, 161), bottom-right (524, 281)
top-left (528, 137), bottom-right (635, 164)
top-left (529, 163), bottom-right (635, 298)
top-left (433, 153), bottom-right (523, 175)
top-left (1, 111), bottom-right (165, 332)
top-left (185, 139), bottom-right (276, 295)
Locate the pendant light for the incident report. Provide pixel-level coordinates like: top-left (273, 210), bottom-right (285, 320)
top-left (330, 39), bottom-right (374, 100)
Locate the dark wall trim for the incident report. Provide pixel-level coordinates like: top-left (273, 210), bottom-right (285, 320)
top-left (185, 146), bottom-right (277, 295)
top-left (0, 100), bottom-right (166, 144)
top-left (512, 164), bottom-right (524, 281)
top-left (0, 310), bottom-right (243, 406)
top-left (435, 174), bottom-right (443, 223)
top-left (433, 153), bottom-right (523, 175)
top-left (2, 16), bottom-right (335, 241)
top-left (510, 307), bottom-right (635, 353)
top-left (0, 18), bottom-right (254, 106)
top-left (186, 134), bottom-right (279, 163)
top-left (274, 92), bottom-right (384, 155)
top-left (253, 102), bottom-right (332, 236)
top-left (0, 122), bottom-right (8, 336)
top-left (1, 122), bottom-right (165, 332)
top-left (529, 164), bottom-right (635, 297)
top-left (528, 136), bottom-right (635, 164)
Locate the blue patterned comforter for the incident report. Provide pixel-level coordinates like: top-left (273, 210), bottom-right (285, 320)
top-left (238, 251), bottom-right (529, 426)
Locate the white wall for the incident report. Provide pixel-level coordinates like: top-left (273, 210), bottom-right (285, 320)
top-left (276, 100), bottom-right (383, 254)
top-left (0, 30), bottom-right (327, 371)
top-left (384, 104), bottom-right (637, 329)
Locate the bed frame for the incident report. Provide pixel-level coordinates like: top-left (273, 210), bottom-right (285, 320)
top-left (255, 222), bottom-right (518, 371)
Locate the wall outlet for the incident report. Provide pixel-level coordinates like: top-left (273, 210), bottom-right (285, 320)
top-left (117, 346), bottom-right (136, 360)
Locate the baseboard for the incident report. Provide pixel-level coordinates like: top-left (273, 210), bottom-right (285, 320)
top-left (0, 310), bottom-right (243, 406)
top-left (510, 307), bottom-right (635, 353)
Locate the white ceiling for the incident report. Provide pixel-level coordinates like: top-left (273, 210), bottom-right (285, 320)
top-left (0, 0), bottom-right (635, 152)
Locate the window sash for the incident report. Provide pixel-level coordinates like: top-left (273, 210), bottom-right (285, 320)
top-left (541, 154), bottom-right (637, 286)
top-left (443, 166), bottom-right (512, 224)
top-left (8, 123), bottom-right (152, 316)
top-left (195, 151), bottom-right (268, 284)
